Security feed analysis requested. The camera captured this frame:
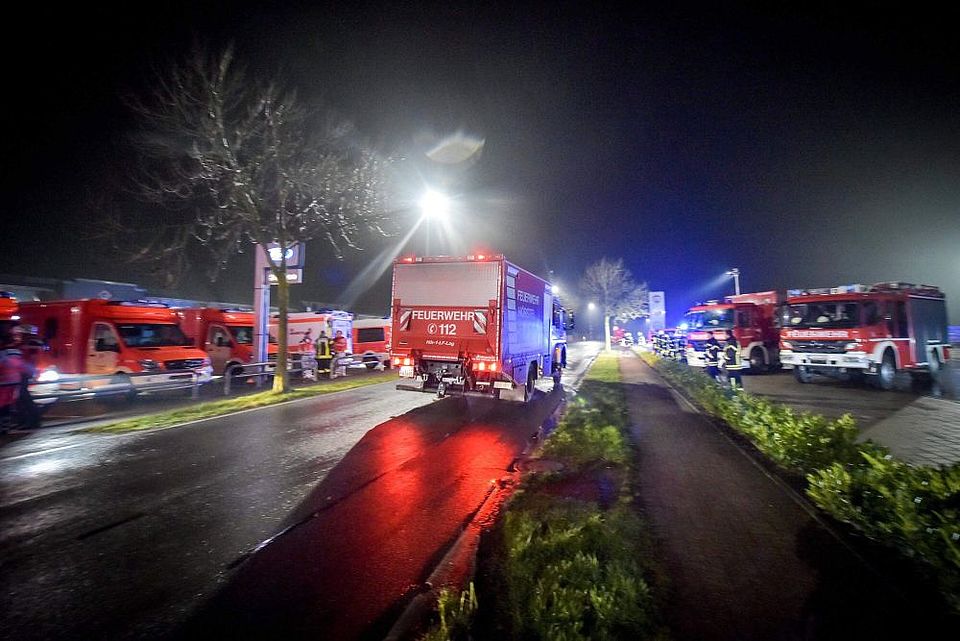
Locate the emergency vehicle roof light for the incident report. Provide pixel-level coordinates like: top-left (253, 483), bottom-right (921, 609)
top-left (106, 300), bottom-right (170, 308)
top-left (1, 291), bottom-right (15, 298)
top-left (869, 282), bottom-right (943, 296)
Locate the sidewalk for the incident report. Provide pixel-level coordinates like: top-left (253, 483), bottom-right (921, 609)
top-left (859, 395), bottom-right (960, 467)
top-left (618, 352), bottom-right (953, 640)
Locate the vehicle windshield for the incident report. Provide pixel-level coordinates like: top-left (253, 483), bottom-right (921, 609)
top-left (684, 308), bottom-right (734, 330)
top-left (229, 326), bottom-right (277, 345)
top-left (117, 323), bottom-right (189, 347)
top-left (784, 302), bottom-right (861, 329)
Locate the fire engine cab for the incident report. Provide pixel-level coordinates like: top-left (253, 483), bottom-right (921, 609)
top-left (683, 291), bottom-right (782, 372)
top-left (779, 282), bottom-right (950, 389)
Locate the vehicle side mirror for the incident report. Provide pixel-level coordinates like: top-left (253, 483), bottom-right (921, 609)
top-left (566, 312), bottom-right (576, 330)
top-left (96, 338), bottom-right (106, 352)
top-left (216, 336), bottom-right (227, 347)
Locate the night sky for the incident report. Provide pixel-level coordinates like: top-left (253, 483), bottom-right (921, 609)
top-left (4, 3), bottom-right (959, 324)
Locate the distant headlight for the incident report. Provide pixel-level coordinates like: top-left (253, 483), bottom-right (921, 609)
top-left (139, 359), bottom-right (160, 371)
top-left (37, 368), bottom-right (60, 383)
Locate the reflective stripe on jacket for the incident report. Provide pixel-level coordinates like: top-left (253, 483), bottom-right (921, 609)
top-left (722, 343), bottom-right (746, 370)
top-left (704, 341), bottom-right (721, 366)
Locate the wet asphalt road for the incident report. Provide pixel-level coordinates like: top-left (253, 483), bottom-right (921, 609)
top-left (0, 383), bottom-right (436, 640)
top-left (0, 342), bottom-right (598, 641)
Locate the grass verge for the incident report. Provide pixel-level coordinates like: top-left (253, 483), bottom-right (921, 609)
top-left (418, 352), bottom-right (666, 640)
top-left (85, 371), bottom-right (398, 434)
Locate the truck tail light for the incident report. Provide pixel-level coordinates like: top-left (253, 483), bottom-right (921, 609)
top-left (471, 357), bottom-right (499, 372)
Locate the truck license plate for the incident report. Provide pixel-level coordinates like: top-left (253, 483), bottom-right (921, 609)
top-left (399, 365), bottom-right (414, 378)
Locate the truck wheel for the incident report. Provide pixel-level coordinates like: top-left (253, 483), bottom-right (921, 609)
top-left (749, 348), bottom-right (765, 373)
top-left (365, 361), bottom-right (378, 370)
top-left (928, 350), bottom-right (942, 380)
top-left (793, 365), bottom-right (813, 384)
top-left (521, 364), bottom-right (537, 403)
top-left (877, 350), bottom-right (896, 390)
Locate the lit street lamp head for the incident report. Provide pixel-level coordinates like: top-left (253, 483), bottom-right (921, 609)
top-left (419, 190), bottom-right (450, 222)
top-left (725, 268), bottom-right (741, 295)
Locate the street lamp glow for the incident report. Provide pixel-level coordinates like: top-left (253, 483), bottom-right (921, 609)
top-left (725, 268), bottom-right (741, 296)
top-left (551, 284), bottom-right (560, 295)
top-left (588, 302), bottom-right (596, 310)
top-left (419, 190), bottom-right (450, 222)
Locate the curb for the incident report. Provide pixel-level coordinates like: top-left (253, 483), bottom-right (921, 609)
top-left (383, 389), bottom-right (572, 641)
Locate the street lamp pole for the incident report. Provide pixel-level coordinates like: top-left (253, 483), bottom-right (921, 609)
top-left (726, 268), bottom-right (741, 296)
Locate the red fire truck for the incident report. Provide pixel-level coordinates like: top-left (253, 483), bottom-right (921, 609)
top-left (0, 292), bottom-right (18, 324)
top-left (683, 291), bottom-right (782, 372)
top-left (352, 317), bottom-right (392, 370)
top-left (390, 254), bottom-right (569, 401)
top-left (178, 307), bottom-right (277, 375)
top-left (779, 282), bottom-right (950, 389)
top-left (19, 299), bottom-right (213, 389)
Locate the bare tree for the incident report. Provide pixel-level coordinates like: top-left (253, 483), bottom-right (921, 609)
top-left (579, 258), bottom-right (648, 350)
top-left (123, 46), bottom-right (394, 392)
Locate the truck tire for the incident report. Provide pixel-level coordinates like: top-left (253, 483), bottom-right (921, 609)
top-left (872, 350), bottom-right (896, 390)
top-left (524, 363), bottom-right (538, 403)
top-left (793, 365), bottom-right (813, 384)
top-left (928, 350), bottom-right (942, 380)
top-left (749, 348), bottom-right (765, 374)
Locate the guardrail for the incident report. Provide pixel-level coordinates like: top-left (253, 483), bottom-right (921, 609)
top-left (221, 356), bottom-right (355, 395)
top-left (24, 370), bottom-right (207, 402)
top-left (1, 356), bottom-right (361, 418)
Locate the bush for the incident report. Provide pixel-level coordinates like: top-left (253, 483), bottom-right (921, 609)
top-left (807, 449), bottom-right (960, 608)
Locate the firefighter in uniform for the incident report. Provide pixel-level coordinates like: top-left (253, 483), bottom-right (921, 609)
top-left (721, 334), bottom-right (746, 389)
top-left (332, 330), bottom-right (348, 378)
top-left (671, 332), bottom-right (684, 362)
top-left (315, 331), bottom-right (332, 379)
top-left (704, 333), bottom-right (722, 381)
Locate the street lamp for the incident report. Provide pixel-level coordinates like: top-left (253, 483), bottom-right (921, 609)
top-left (725, 268), bottom-right (741, 296)
top-left (419, 190), bottom-right (450, 255)
top-left (588, 302), bottom-right (596, 340)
